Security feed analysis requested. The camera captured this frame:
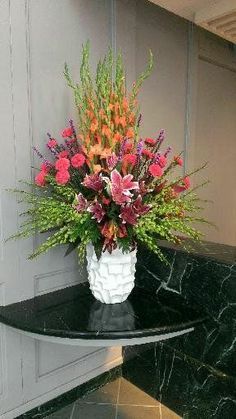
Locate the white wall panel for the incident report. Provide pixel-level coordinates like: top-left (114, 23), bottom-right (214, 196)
top-left (35, 341), bottom-right (97, 379)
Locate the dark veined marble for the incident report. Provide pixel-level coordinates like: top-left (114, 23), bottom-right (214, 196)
top-left (122, 344), bottom-right (236, 419)
top-left (136, 241), bottom-right (236, 377)
top-left (121, 240), bottom-right (236, 419)
top-left (0, 282), bottom-right (207, 341)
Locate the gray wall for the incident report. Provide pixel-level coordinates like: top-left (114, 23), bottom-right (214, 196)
top-left (118, 0), bottom-right (236, 246)
top-left (0, 0), bottom-right (235, 417)
top-left (0, 1), bottom-right (122, 417)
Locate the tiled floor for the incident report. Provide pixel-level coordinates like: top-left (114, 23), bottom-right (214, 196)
top-left (46, 378), bottom-right (181, 419)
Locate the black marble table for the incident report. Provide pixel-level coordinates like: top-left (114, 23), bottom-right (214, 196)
top-left (0, 283), bottom-right (207, 347)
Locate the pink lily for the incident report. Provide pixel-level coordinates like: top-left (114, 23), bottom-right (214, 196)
top-left (74, 193), bottom-right (88, 212)
top-left (120, 204), bottom-right (137, 225)
top-left (110, 170), bottom-right (139, 205)
top-left (133, 195), bottom-right (151, 216)
top-left (82, 173), bottom-right (103, 192)
top-left (87, 201), bottom-right (105, 223)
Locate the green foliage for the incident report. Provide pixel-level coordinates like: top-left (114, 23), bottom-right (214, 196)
top-left (134, 186), bottom-right (210, 262)
top-left (9, 182), bottom-right (101, 260)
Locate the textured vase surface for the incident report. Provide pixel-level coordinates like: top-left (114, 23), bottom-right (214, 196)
top-left (86, 244), bottom-right (137, 304)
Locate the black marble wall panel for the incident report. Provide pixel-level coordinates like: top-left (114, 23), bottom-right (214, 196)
top-left (136, 243), bottom-right (236, 378)
top-left (122, 344), bottom-right (236, 419)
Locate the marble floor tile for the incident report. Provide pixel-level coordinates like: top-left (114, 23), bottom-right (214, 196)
top-left (45, 377), bottom-right (181, 419)
top-left (116, 405), bottom-right (159, 419)
top-left (77, 378), bottom-right (120, 405)
top-left (118, 378), bottom-right (159, 406)
top-left (45, 403), bottom-right (74, 418)
top-left (71, 402), bottom-right (116, 419)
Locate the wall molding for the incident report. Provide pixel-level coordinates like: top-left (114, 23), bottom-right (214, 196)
top-left (33, 266), bottom-right (84, 296)
top-left (198, 54), bottom-right (236, 74)
top-left (35, 341), bottom-right (103, 381)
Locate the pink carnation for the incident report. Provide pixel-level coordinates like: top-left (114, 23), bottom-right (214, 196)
top-left (158, 155), bottom-right (167, 168)
top-left (174, 156), bottom-right (183, 166)
top-left (61, 128), bottom-right (73, 138)
top-left (71, 153), bottom-right (85, 168)
top-left (58, 150), bottom-right (69, 158)
top-left (123, 154), bottom-right (137, 165)
top-left (40, 163), bottom-right (50, 173)
top-left (55, 170), bottom-right (70, 185)
top-left (47, 139), bottom-right (57, 148)
top-left (142, 149), bottom-right (154, 159)
top-left (55, 157), bottom-right (70, 171)
top-left (145, 138), bottom-right (156, 146)
top-left (183, 176), bottom-right (190, 190)
top-left (172, 177), bottom-right (191, 195)
top-left (35, 172), bottom-right (46, 187)
top-left (148, 163), bottom-right (163, 177)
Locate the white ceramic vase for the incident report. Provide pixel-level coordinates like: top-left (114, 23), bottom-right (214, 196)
top-left (86, 244), bottom-right (137, 304)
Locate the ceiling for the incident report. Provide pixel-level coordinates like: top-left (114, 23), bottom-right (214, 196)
top-left (148, 0), bottom-right (236, 44)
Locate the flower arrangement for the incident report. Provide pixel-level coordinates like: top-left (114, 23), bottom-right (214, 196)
top-left (10, 43), bottom-right (209, 263)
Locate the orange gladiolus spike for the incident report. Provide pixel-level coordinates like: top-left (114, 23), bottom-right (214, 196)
top-left (128, 113), bottom-right (135, 124)
top-left (113, 132), bottom-right (122, 142)
top-left (122, 98), bottom-right (129, 111)
top-left (90, 119), bottom-right (98, 133)
top-left (105, 127), bottom-right (112, 139)
top-left (88, 100), bottom-right (95, 110)
top-left (114, 115), bottom-right (120, 127)
top-left (102, 125), bottom-right (108, 136)
top-left (126, 127), bottom-right (134, 139)
top-left (119, 116), bottom-right (126, 128)
top-left (99, 109), bottom-right (105, 118)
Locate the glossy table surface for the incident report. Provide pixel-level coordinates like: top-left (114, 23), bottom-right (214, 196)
top-left (0, 282), bottom-right (207, 346)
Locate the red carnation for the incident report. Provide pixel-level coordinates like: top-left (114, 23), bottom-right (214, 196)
top-left (47, 139), bottom-right (57, 148)
top-left (71, 153), bottom-right (85, 168)
top-left (35, 171), bottom-right (46, 187)
top-left (158, 155), bottom-right (167, 168)
top-left (55, 170), bottom-right (70, 185)
top-left (142, 149), bottom-right (154, 159)
top-left (123, 154), bottom-right (137, 165)
top-left (61, 127), bottom-right (73, 138)
top-left (174, 156), bottom-right (183, 166)
top-left (40, 163), bottom-right (50, 173)
top-left (149, 163), bottom-right (163, 177)
top-left (183, 176), bottom-right (190, 190)
top-left (124, 142), bottom-right (133, 153)
top-left (55, 157), bottom-right (70, 171)
top-left (145, 138), bottom-right (156, 146)
top-left (58, 150), bottom-right (69, 158)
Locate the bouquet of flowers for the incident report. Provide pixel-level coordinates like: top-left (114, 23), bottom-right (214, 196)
top-left (10, 43), bottom-right (208, 265)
